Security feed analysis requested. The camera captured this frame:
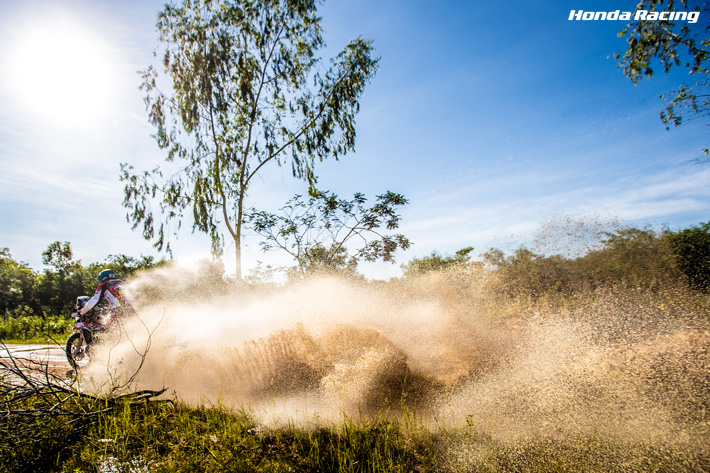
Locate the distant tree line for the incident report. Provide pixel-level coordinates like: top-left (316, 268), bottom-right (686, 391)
top-left (402, 222), bottom-right (710, 297)
top-left (3, 221), bottom-right (709, 319)
top-left (0, 242), bottom-right (164, 317)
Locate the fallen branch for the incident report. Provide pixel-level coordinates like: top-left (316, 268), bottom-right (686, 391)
top-left (0, 335), bottom-right (170, 470)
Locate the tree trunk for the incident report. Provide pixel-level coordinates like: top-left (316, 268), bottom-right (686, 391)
top-left (234, 228), bottom-right (242, 283)
top-left (235, 184), bottom-right (246, 285)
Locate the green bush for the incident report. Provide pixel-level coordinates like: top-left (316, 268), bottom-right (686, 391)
top-left (666, 221), bottom-right (710, 291)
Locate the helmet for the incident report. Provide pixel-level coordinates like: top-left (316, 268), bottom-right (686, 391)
top-left (97, 269), bottom-right (117, 283)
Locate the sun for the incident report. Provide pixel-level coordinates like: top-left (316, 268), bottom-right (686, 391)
top-left (3, 13), bottom-right (119, 128)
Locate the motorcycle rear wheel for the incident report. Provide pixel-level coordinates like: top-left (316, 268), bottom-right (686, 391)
top-left (65, 331), bottom-right (92, 369)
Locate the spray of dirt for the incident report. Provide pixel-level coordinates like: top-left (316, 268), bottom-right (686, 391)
top-left (83, 267), bottom-right (509, 423)
top-left (79, 238), bottom-right (709, 458)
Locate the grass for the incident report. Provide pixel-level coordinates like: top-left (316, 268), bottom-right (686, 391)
top-left (2, 346), bottom-right (709, 473)
top-left (61, 401), bottom-right (437, 472)
top-left (2, 394), bottom-right (707, 472)
top-left (0, 314), bottom-right (73, 344)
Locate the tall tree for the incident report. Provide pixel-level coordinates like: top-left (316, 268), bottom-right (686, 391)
top-left (0, 248), bottom-right (39, 315)
top-left (39, 242), bottom-right (85, 314)
top-left (122, 0), bottom-right (379, 280)
top-left (41, 241), bottom-right (75, 275)
top-left (615, 0), bottom-right (709, 155)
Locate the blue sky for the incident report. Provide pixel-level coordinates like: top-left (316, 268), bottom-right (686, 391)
top-left (0, 0), bottom-right (708, 279)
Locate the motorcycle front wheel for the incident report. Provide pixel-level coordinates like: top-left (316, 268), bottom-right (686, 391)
top-left (65, 331), bottom-right (93, 369)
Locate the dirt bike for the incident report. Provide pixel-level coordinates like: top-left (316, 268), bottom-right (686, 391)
top-left (65, 296), bottom-right (116, 370)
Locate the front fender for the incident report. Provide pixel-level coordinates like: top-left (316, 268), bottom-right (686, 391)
top-left (72, 321), bottom-right (88, 331)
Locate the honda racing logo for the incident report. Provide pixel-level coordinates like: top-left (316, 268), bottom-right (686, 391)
top-left (568, 10), bottom-right (700, 23)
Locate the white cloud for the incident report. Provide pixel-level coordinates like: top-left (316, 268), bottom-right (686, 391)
top-left (396, 165), bottom-right (710, 263)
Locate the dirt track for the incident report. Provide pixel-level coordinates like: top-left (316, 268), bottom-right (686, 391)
top-left (1, 343), bottom-right (71, 373)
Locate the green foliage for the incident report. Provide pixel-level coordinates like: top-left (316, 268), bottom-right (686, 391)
top-left (248, 190), bottom-right (411, 278)
top-left (0, 248), bottom-right (40, 314)
top-left (484, 247), bottom-right (576, 298)
top-left (36, 242), bottom-right (161, 314)
top-left (0, 313), bottom-right (72, 342)
top-left (41, 241), bottom-right (76, 274)
top-left (122, 0), bottom-right (380, 279)
top-left (615, 0), bottom-right (710, 155)
top-left (0, 242), bottom-right (164, 336)
top-left (402, 247), bottom-right (474, 277)
top-left (583, 227), bottom-right (679, 288)
top-left (481, 227), bottom-right (682, 299)
top-left (38, 241), bottom-right (88, 314)
top-left (666, 221), bottom-right (710, 291)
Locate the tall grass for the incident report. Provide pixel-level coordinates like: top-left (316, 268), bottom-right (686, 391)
top-left (60, 401), bottom-right (436, 472)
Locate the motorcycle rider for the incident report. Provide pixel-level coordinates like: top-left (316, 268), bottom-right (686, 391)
top-left (78, 269), bottom-right (130, 326)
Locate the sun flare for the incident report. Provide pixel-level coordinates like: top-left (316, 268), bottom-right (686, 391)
top-left (3, 14), bottom-right (118, 127)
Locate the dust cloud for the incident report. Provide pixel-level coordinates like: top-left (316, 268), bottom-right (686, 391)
top-left (81, 245), bottom-right (709, 455)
